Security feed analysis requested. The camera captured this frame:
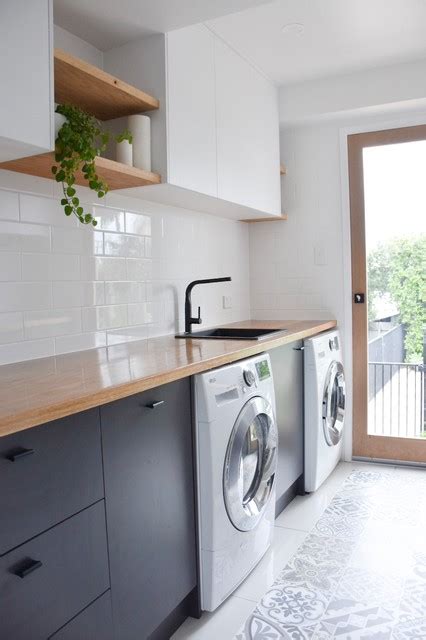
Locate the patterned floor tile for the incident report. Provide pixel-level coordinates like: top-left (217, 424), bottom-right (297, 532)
top-left (233, 467), bottom-right (426, 640)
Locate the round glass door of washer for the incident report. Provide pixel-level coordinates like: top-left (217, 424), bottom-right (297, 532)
top-left (223, 396), bottom-right (277, 532)
top-left (322, 361), bottom-right (345, 446)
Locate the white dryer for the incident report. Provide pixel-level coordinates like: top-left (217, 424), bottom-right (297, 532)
top-left (194, 354), bottom-right (278, 612)
top-left (304, 330), bottom-right (345, 492)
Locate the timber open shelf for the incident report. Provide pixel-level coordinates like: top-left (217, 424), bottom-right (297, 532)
top-left (54, 48), bottom-right (159, 120)
top-left (242, 214), bottom-right (288, 223)
top-left (0, 153), bottom-right (161, 190)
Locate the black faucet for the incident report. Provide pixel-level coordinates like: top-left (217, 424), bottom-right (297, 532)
top-left (184, 277), bottom-right (232, 334)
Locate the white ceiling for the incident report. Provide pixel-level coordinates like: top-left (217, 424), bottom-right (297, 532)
top-left (207, 0), bottom-right (426, 85)
top-left (53, 0), bottom-right (273, 50)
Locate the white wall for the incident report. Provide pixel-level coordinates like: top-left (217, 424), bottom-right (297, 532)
top-left (54, 25), bottom-right (103, 67)
top-left (0, 171), bottom-right (249, 366)
top-left (251, 109), bottom-right (426, 460)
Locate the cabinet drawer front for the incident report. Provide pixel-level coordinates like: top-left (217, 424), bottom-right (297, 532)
top-left (50, 591), bottom-right (113, 640)
top-left (0, 408), bottom-right (103, 554)
top-left (0, 501), bottom-right (109, 640)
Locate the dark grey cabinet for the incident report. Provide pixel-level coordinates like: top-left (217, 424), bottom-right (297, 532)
top-left (0, 501), bottom-right (109, 640)
top-left (50, 591), bottom-right (113, 640)
top-left (0, 408), bottom-right (103, 554)
top-left (100, 378), bottom-right (197, 640)
top-left (268, 342), bottom-right (304, 515)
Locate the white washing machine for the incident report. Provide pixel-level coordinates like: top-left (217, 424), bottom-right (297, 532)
top-left (194, 354), bottom-right (278, 611)
top-left (304, 330), bottom-right (346, 492)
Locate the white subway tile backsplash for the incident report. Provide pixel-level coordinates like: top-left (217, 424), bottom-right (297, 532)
top-left (93, 207), bottom-right (125, 232)
top-left (52, 281), bottom-right (105, 308)
top-left (55, 331), bottom-right (107, 355)
top-left (107, 325), bottom-right (148, 346)
top-left (0, 190), bottom-right (19, 221)
top-left (20, 194), bottom-right (78, 228)
top-left (0, 178), bottom-right (250, 365)
top-left (0, 338), bottom-right (55, 365)
top-left (23, 308), bottom-right (82, 339)
top-left (0, 312), bottom-right (24, 344)
top-left (126, 258), bottom-right (152, 280)
top-left (81, 256), bottom-right (127, 281)
top-left (51, 226), bottom-right (103, 255)
top-left (0, 221), bottom-right (51, 253)
top-left (0, 253), bottom-right (21, 281)
top-left (0, 282), bottom-right (51, 312)
top-left (127, 302), bottom-right (152, 326)
top-left (105, 281), bottom-right (143, 305)
top-left (125, 212), bottom-right (151, 236)
top-left (82, 304), bottom-right (128, 331)
top-left (104, 232), bottom-right (145, 258)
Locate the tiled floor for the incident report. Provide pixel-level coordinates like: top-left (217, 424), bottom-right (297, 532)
top-left (173, 462), bottom-right (402, 640)
top-left (171, 461), bottom-right (426, 639)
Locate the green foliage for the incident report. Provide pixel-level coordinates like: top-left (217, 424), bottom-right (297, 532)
top-left (52, 105), bottom-right (132, 226)
top-left (368, 235), bottom-right (426, 363)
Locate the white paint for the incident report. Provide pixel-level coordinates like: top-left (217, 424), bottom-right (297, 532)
top-left (53, 24), bottom-right (103, 67)
top-left (250, 101), bottom-right (426, 462)
top-left (0, 0), bottom-right (53, 161)
top-left (0, 171), bottom-right (250, 365)
top-left (207, 0), bottom-right (426, 86)
top-left (53, 0), bottom-right (273, 51)
top-left (279, 57), bottom-right (426, 126)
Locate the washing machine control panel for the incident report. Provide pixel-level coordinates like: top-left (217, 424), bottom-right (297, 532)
top-left (243, 369), bottom-right (256, 387)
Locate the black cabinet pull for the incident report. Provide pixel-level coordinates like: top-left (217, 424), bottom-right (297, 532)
top-left (13, 558), bottom-right (43, 579)
top-left (293, 346), bottom-right (304, 351)
top-left (6, 447), bottom-right (35, 462)
top-left (145, 400), bottom-right (165, 409)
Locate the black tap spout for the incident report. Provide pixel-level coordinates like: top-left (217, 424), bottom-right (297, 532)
top-left (184, 277), bottom-right (232, 334)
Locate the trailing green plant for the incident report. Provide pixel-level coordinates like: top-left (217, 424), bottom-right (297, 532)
top-left (52, 104), bottom-right (132, 226)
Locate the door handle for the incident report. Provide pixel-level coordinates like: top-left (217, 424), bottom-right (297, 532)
top-left (12, 558), bottom-right (43, 579)
top-left (6, 447), bottom-right (35, 462)
top-left (145, 400), bottom-right (165, 409)
top-left (354, 293), bottom-right (365, 303)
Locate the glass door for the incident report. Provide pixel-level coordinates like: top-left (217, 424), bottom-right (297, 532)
top-left (348, 125), bottom-right (426, 462)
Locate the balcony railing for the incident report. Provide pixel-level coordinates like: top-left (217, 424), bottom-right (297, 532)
top-left (368, 362), bottom-right (426, 438)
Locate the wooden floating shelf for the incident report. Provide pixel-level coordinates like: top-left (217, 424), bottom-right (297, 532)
top-left (54, 48), bottom-right (160, 120)
top-left (242, 214), bottom-right (288, 223)
top-left (280, 164), bottom-right (287, 175)
top-left (0, 153), bottom-right (161, 190)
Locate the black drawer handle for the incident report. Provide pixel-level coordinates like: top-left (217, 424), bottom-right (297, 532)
top-left (145, 400), bottom-right (165, 409)
top-left (13, 558), bottom-right (43, 579)
top-left (6, 447), bottom-right (35, 462)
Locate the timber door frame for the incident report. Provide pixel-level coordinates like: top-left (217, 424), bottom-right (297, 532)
top-left (348, 124), bottom-right (426, 462)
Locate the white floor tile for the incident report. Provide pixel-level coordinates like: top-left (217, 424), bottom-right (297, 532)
top-left (233, 526), bottom-right (308, 602)
top-left (170, 595), bottom-right (255, 640)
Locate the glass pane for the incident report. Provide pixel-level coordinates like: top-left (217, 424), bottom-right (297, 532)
top-left (363, 141), bottom-right (426, 439)
top-left (239, 419), bottom-right (261, 504)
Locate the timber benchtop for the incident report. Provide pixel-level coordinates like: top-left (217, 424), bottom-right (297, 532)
top-left (0, 319), bottom-right (336, 436)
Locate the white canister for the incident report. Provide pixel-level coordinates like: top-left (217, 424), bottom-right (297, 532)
top-left (54, 110), bottom-right (67, 140)
top-left (128, 115), bottom-right (151, 172)
top-left (116, 139), bottom-right (133, 166)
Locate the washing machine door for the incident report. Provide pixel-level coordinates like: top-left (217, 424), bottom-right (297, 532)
top-left (322, 361), bottom-right (345, 446)
top-left (223, 396), bottom-right (277, 532)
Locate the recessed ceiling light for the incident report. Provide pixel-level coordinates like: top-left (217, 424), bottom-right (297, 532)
top-left (281, 22), bottom-right (305, 36)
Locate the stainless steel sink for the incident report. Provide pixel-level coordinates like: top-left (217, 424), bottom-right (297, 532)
top-left (175, 327), bottom-right (287, 340)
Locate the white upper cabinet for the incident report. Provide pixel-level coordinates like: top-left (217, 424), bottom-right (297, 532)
top-left (0, 0), bottom-right (53, 162)
top-left (167, 25), bottom-right (217, 198)
top-left (104, 25), bottom-right (281, 220)
top-left (214, 38), bottom-right (281, 216)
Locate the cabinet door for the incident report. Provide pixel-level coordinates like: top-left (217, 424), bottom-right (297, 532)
top-left (215, 38), bottom-right (281, 215)
top-left (101, 378), bottom-right (197, 640)
top-left (167, 25), bottom-right (217, 197)
top-left (50, 592), bottom-right (113, 640)
top-left (0, 0), bottom-right (53, 161)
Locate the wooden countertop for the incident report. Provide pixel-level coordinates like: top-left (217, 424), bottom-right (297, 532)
top-left (0, 319), bottom-right (336, 436)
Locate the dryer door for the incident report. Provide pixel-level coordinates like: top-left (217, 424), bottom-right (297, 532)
top-left (223, 396), bottom-right (277, 532)
top-left (322, 361), bottom-right (345, 446)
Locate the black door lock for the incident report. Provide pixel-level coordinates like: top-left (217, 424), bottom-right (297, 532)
top-left (354, 293), bottom-right (365, 303)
